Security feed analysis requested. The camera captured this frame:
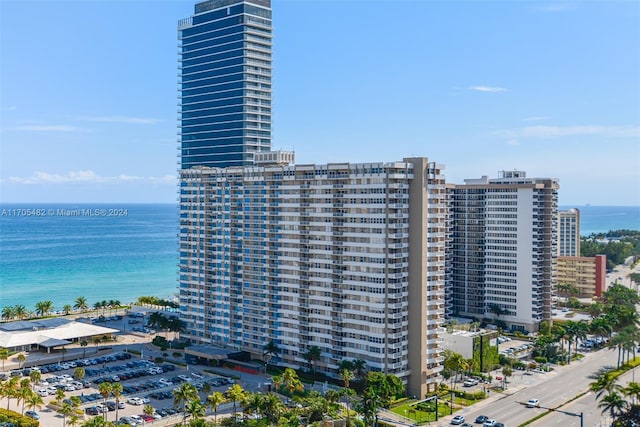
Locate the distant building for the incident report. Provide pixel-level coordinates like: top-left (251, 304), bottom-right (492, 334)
top-left (450, 170), bottom-right (559, 332)
top-left (178, 158), bottom-right (447, 397)
top-left (557, 254), bottom-right (607, 298)
top-left (558, 209), bottom-right (581, 256)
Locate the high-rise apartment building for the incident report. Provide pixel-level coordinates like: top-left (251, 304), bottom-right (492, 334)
top-left (450, 171), bottom-right (559, 332)
top-left (178, 157), bottom-right (447, 397)
top-left (558, 208), bottom-right (581, 256)
top-left (178, 0), bottom-right (272, 169)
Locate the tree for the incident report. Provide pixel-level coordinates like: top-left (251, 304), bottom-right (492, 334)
top-left (363, 372), bottom-right (405, 408)
top-left (62, 304), bottom-right (73, 315)
top-left (598, 392), bottom-right (629, 420)
top-left (355, 389), bottom-right (382, 427)
top-left (25, 392), bottom-right (43, 416)
top-left (80, 340), bottom-right (89, 358)
top-left (304, 346), bottom-right (322, 382)
top-left (261, 393), bottom-right (285, 424)
top-left (112, 382), bottom-right (123, 423)
top-left (591, 371), bottom-right (623, 400)
top-left (14, 305), bottom-right (27, 320)
top-left (625, 382), bottom-right (640, 406)
top-left (98, 382), bottom-right (113, 421)
top-left (173, 382), bottom-right (199, 423)
top-left (34, 300), bottom-right (54, 317)
top-left (3, 377), bottom-right (19, 410)
top-left (143, 404), bottom-right (155, 417)
top-left (206, 391), bottom-right (226, 424)
top-left (0, 348), bottom-right (9, 371)
top-left (60, 402), bottom-right (74, 427)
top-left (501, 366), bottom-right (513, 390)
top-left (340, 368), bottom-right (354, 389)
top-left (263, 339), bottom-right (280, 372)
top-left (74, 297), bottom-right (88, 312)
top-left (2, 306), bottom-right (15, 321)
top-left (184, 400), bottom-right (206, 423)
top-left (17, 379), bottom-right (32, 414)
top-left (352, 359), bottom-right (368, 382)
top-left (73, 367), bottom-right (86, 381)
top-left (17, 353), bottom-right (26, 369)
top-left (29, 370), bottom-right (42, 390)
top-left (225, 383), bottom-right (246, 418)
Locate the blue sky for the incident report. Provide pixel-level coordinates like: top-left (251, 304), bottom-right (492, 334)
top-left (1, 0), bottom-right (639, 205)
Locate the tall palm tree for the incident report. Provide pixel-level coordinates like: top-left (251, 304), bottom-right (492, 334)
top-left (0, 348), bottom-right (9, 371)
top-left (184, 399), bottom-right (206, 423)
top-left (624, 382), bottom-right (640, 405)
top-left (591, 371), bottom-right (623, 400)
top-left (62, 304), bottom-right (73, 315)
top-left (34, 300), bottom-right (54, 317)
top-left (74, 297), bottom-right (88, 312)
top-left (225, 383), bottom-right (246, 418)
top-left (17, 379), bottom-right (32, 414)
top-left (4, 376), bottom-right (19, 410)
top-left (1, 306), bottom-right (15, 321)
top-left (13, 305), bottom-right (26, 320)
top-left (263, 339), bottom-right (279, 372)
top-left (25, 392), bottom-right (43, 416)
top-left (29, 370), bottom-right (42, 390)
top-left (173, 382), bottom-right (199, 423)
top-left (304, 345), bottom-right (322, 382)
top-left (111, 382), bottom-right (123, 423)
top-left (17, 353), bottom-right (26, 369)
top-left (278, 368), bottom-right (303, 395)
top-left (98, 382), bottom-right (113, 420)
top-left (60, 402), bottom-right (74, 427)
top-left (207, 391), bottom-right (226, 425)
top-left (261, 393), bottom-right (284, 424)
top-left (340, 368), bottom-right (354, 388)
top-left (598, 391), bottom-right (629, 420)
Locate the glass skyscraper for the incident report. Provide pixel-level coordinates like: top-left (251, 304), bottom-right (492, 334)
top-left (178, 0), bottom-right (272, 169)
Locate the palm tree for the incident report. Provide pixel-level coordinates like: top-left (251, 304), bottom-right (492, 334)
top-left (263, 339), bottom-right (279, 372)
top-left (4, 376), bottom-right (19, 410)
top-left (74, 297), bottom-right (88, 312)
top-left (225, 383), bottom-right (246, 418)
top-left (34, 300), bottom-right (54, 317)
top-left (591, 371), bottom-right (623, 400)
top-left (173, 382), bottom-right (199, 423)
top-left (112, 382), bottom-right (123, 423)
top-left (261, 393), bottom-right (284, 424)
top-left (17, 353), bottom-right (26, 369)
top-left (207, 391), bottom-right (226, 425)
top-left (13, 304), bottom-right (27, 320)
top-left (184, 399), bottom-right (206, 423)
top-left (29, 370), bottom-right (42, 390)
top-left (624, 382), bottom-right (640, 405)
top-left (60, 403), bottom-right (75, 427)
top-left (98, 382), bottom-right (113, 420)
top-left (304, 345), bottom-right (321, 383)
top-left (355, 388), bottom-right (382, 427)
top-left (1, 306), bottom-right (15, 321)
top-left (340, 368), bottom-right (354, 388)
top-left (55, 387), bottom-right (66, 404)
top-left (598, 391), bottom-right (629, 420)
top-left (25, 392), bottom-right (43, 416)
top-left (0, 348), bottom-right (9, 371)
top-left (17, 379), bottom-right (32, 414)
top-left (62, 304), bottom-right (73, 315)
top-left (352, 359), bottom-right (368, 382)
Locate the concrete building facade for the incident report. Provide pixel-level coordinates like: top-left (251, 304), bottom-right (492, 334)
top-left (557, 254), bottom-right (607, 298)
top-left (178, 157), bottom-right (446, 397)
top-left (450, 171), bottom-right (559, 332)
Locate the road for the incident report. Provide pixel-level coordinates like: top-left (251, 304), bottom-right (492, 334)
top-left (435, 346), bottom-right (621, 427)
top-left (530, 364), bottom-right (639, 427)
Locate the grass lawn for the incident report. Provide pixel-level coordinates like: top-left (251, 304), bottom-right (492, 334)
top-left (391, 400), bottom-right (458, 424)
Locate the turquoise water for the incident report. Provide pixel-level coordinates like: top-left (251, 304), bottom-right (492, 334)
top-left (0, 204), bottom-right (178, 311)
top-left (0, 204), bottom-right (638, 311)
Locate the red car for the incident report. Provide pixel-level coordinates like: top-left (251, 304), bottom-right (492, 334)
top-left (141, 414), bottom-right (154, 422)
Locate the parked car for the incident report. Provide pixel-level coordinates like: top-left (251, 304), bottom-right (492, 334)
top-left (451, 415), bottom-right (465, 425)
top-left (86, 407), bottom-right (100, 416)
top-left (483, 420), bottom-right (496, 427)
top-left (475, 415), bottom-right (489, 423)
top-left (25, 411), bottom-right (39, 420)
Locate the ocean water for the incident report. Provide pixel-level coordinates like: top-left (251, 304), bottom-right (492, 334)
top-left (0, 204), bottom-right (638, 312)
top-left (0, 204), bottom-right (178, 311)
top-left (564, 205), bottom-right (640, 236)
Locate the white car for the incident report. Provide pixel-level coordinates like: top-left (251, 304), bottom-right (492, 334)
top-left (36, 389), bottom-right (48, 397)
top-left (527, 398), bottom-right (540, 408)
top-left (127, 397), bottom-right (144, 405)
top-left (129, 415), bottom-right (143, 425)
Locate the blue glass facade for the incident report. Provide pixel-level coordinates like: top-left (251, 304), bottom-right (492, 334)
top-left (179, 0), bottom-right (272, 169)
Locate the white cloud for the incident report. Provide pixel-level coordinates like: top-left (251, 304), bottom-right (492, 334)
top-left (7, 170), bottom-right (175, 185)
top-left (470, 86), bottom-right (507, 93)
top-left (3, 125), bottom-right (84, 132)
top-left (79, 116), bottom-right (161, 125)
top-left (493, 125), bottom-right (640, 139)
